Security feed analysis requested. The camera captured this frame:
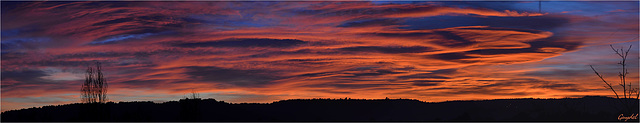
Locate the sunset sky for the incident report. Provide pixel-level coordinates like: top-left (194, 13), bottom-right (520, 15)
top-left (1, 1), bottom-right (638, 112)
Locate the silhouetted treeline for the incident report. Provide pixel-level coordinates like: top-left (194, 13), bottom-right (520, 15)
top-left (2, 96), bottom-right (638, 121)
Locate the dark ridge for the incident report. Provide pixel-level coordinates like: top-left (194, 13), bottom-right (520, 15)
top-left (1, 96), bottom-right (638, 122)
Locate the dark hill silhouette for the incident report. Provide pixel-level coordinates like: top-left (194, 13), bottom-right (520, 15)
top-left (1, 96), bottom-right (638, 121)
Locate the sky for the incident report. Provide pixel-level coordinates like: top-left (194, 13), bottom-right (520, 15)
top-left (1, 1), bottom-right (639, 112)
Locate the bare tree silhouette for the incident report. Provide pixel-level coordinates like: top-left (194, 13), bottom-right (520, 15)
top-left (590, 45), bottom-right (638, 114)
top-left (81, 62), bottom-right (108, 103)
top-left (190, 89), bottom-right (200, 99)
top-left (590, 45), bottom-right (638, 99)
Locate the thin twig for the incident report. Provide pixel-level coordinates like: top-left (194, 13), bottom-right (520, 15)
top-left (590, 65), bottom-right (620, 99)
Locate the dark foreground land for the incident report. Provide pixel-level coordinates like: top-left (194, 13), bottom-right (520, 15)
top-left (1, 96), bottom-right (638, 121)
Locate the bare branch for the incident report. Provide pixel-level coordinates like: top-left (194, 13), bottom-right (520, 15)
top-left (610, 45), bottom-right (625, 58)
top-left (625, 45), bottom-right (632, 56)
top-left (590, 65), bottom-right (620, 99)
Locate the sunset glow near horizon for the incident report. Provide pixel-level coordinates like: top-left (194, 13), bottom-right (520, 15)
top-left (1, 1), bottom-right (638, 112)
